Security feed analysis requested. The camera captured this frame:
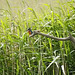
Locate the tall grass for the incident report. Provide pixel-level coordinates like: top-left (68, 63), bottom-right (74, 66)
top-left (0, 0), bottom-right (75, 75)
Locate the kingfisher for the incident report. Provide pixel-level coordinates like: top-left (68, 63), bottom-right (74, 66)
top-left (27, 28), bottom-right (33, 35)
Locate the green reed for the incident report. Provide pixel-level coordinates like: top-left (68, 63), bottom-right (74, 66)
top-left (0, 0), bottom-right (75, 75)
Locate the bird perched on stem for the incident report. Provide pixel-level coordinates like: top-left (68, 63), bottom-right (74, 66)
top-left (27, 28), bottom-right (33, 35)
top-left (27, 28), bottom-right (40, 37)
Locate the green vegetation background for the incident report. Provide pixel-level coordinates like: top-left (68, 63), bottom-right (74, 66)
top-left (0, 0), bottom-right (75, 75)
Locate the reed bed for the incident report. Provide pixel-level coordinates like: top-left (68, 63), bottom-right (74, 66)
top-left (0, 0), bottom-right (75, 75)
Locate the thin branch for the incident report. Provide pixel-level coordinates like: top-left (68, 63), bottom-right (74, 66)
top-left (30, 30), bottom-right (75, 44)
top-left (69, 33), bottom-right (75, 44)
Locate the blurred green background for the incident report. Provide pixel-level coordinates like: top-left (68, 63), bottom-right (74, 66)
top-left (0, 0), bottom-right (75, 75)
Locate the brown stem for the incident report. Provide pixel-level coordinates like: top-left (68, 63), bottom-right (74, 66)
top-left (30, 30), bottom-right (75, 44)
top-left (69, 33), bottom-right (75, 44)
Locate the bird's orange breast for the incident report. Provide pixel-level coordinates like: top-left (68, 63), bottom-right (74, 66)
top-left (28, 30), bottom-right (31, 35)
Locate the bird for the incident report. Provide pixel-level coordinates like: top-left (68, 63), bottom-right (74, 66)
top-left (27, 28), bottom-right (33, 35)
